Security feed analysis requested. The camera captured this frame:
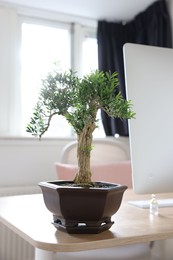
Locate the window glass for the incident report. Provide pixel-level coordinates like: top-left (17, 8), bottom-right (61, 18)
top-left (21, 22), bottom-right (71, 136)
top-left (82, 36), bottom-right (98, 75)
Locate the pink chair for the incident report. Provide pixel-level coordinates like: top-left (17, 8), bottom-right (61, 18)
top-left (55, 161), bottom-right (132, 188)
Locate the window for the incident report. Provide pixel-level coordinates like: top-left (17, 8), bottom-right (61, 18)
top-left (82, 34), bottom-right (98, 75)
top-left (20, 19), bottom-right (104, 137)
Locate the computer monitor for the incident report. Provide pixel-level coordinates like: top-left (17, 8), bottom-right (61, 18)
top-left (123, 43), bottom-right (173, 194)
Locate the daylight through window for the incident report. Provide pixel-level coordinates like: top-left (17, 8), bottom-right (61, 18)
top-left (21, 21), bottom-right (104, 137)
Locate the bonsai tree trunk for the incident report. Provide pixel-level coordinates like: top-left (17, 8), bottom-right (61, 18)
top-left (74, 123), bottom-right (96, 185)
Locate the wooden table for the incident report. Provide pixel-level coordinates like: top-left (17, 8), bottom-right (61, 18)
top-left (0, 189), bottom-right (173, 260)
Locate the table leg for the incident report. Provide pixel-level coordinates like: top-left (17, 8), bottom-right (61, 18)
top-left (35, 248), bottom-right (55, 260)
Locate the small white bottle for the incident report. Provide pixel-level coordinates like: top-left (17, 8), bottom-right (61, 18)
top-left (150, 194), bottom-right (158, 215)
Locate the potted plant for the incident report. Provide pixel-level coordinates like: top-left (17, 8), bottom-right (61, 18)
top-left (27, 68), bottom-right (135, 234)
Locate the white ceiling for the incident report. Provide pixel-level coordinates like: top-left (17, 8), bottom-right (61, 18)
top-left (0, 0), bottom-right (158, 21)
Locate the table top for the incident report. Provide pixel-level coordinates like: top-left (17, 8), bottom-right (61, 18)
top-left (0, 189), bottom-right (173, 252)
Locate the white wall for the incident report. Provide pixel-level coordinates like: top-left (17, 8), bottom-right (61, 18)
top-left (0, 7), bottom-right (20, 135)
top-left (0, 138), bottom-right (74, 187)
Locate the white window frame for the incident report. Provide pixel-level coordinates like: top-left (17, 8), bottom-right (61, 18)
top-left (0, 5), bottom-right (98, 138)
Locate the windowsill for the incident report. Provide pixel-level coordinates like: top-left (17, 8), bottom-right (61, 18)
top-left (0, 136), bottom-right (77, 146)
top-left (0, 135), bottom-right (76, 141)
top-left (0, 135), bottom-right (128, 146)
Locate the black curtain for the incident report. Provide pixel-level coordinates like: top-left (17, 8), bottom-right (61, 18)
top-left (97, 0), bottom-right (172, 136)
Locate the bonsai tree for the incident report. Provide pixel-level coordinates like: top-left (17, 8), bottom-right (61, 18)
top-left (27, 68), bottom-right (135, 186)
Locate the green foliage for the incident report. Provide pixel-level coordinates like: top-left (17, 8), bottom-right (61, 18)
top-left (26, 68), bottom-right (135, 138)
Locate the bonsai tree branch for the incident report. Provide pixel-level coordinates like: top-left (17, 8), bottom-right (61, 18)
top-left (26, 69), bottom-right (135, 185)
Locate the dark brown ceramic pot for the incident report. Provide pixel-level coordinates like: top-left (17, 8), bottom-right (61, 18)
top-left (39, 181), bottom-right (127, 234)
